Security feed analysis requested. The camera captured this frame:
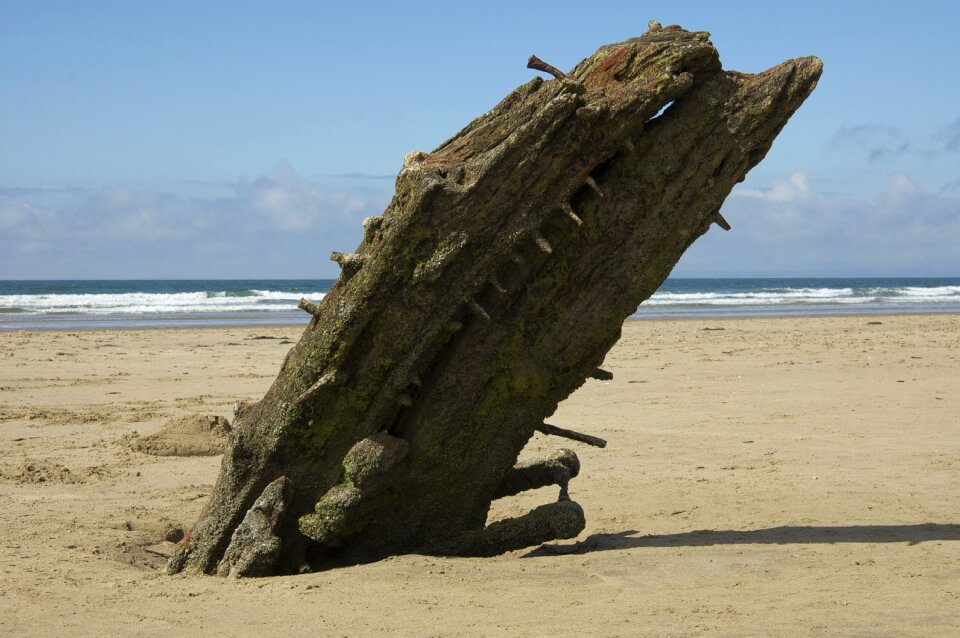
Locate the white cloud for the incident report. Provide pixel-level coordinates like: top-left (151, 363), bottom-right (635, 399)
top-left (0, 201), bottom-right (33, 230)
top-left (5, 163), bottom-right (957, 279)
top-left (239, 161), bottom-right (370, 230)
top-left (938, 117), bottom-right (960, 153)
top-left (677, 170), bottom-right (960, 276)
top-left (885, 171), bottom-right (919, 196)
top-left (734, 171), bottom-right (811, 202)
top-left (829, 116), bottom-right (960, 162)
top-left (0, 162), bottom-right (391, 278)
top-left (829, 122), bottom-right (910, 162)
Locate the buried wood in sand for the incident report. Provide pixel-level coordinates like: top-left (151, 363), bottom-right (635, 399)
top-left (167, 22), bottom-right (821, 577)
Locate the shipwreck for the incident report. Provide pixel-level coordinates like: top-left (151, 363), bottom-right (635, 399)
top-left (168, 22), bottom-right (821, 577)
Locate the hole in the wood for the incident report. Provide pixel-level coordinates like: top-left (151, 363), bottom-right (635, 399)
top-left (647, 100), bottom-right (675, 123)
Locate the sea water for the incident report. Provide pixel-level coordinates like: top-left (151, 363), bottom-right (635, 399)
top-left (0, 277), bottom-right (958, 330)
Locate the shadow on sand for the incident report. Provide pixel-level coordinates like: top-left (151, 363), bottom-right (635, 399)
top-left (524, 523), bottom-right (960, 557)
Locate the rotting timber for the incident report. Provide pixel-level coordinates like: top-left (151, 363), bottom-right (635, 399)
top-left (168, 23), bottom-right (822, 577)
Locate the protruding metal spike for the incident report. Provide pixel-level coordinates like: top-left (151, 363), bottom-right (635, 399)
top-left (362, 216), bottom-right (383, 243)
top-left (527, 55), bottom-right (567, 80)
top-left (490, 276), bottom-right (507, 294)
top-left (585, 175), bottom-right (604, 198)
top-left (329, 251), bottom-right (354, 266)
top-left (468, 299), bottom-right (491, 322)
top-left (712, 211), bottom-right (731, 231)
top-left (537, 422), bottom-right (608, 448)
top-left (402, 150), bottom-right (428, 168)
top-left (561, 202), bottom-right (583, 227)
top-left (297, 297), bottom-right (323, 317)
top-left (398, 394), bottom-right (413, 408)
top-left (532, 231), bottom-right (553, 255)
top-left (330, 251), bottom-right (365, 278)
top-left (589, 368), bottom-right (613, 381)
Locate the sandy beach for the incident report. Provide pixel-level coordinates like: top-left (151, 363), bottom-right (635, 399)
top-left (1, 314), bottom-right (958, 637)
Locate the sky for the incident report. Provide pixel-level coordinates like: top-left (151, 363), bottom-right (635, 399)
top-left (1, 0), bottom-right (958, 279)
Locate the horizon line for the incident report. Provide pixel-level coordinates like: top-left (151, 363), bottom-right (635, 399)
top-left (2, 275), bottom-right (960, 283)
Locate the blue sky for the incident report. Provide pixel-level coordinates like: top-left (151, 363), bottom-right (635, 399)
top-left (1, 0), bottom-right (958, 278)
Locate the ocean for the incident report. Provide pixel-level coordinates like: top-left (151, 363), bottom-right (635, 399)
top-left (0, 277), bottom-right (958, 331)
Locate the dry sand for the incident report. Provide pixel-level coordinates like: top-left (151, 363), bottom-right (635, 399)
top-left (1, 315), bottom-right (958, 636)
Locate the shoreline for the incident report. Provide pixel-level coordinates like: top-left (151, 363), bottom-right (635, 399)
top-left (2, 307), bottom-right (959, 332)
top-left (4, 277), bottom-right (960, 332)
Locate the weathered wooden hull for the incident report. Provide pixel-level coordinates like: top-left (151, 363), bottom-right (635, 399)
top-left (168, 24), bottom-right (821, 577)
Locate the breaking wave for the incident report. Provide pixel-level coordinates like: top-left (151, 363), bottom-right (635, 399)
top-left (0, 289), bottom-right (327, 315)
top-left (1, 278), bottom-right (958, 328)
top-left (645, 284), bottom-right (960, 307)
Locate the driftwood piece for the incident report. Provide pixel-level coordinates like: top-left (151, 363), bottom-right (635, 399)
top-left (168, 24), bottom-right (821, 577)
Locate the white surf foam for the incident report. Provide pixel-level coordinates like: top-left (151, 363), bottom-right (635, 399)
top-left (0, 290), bottom-right (327, 314)
top-left (646, 287), bottom-right (858, 306)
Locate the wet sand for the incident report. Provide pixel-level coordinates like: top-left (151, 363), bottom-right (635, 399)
top-left (1, 315), bottom-right (958, 636)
